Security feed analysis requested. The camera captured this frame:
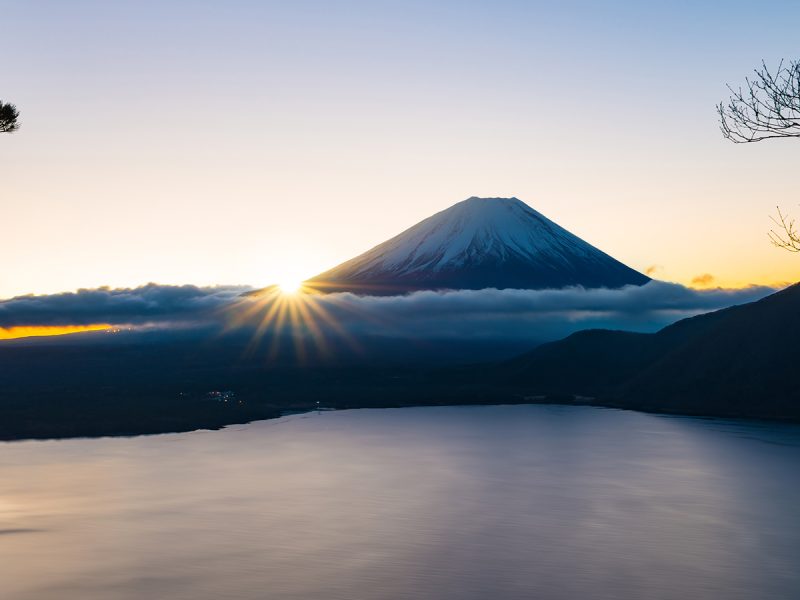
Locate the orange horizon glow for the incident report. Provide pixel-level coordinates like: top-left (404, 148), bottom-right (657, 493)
top-left (0, 324), bottom-right (112, 341)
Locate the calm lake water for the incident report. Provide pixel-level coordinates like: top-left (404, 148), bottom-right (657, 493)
top-left (1, 405), bottom-right (799, 600)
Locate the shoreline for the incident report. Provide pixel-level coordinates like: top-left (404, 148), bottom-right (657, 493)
top-left (3, 394), bottom-right (799, 444)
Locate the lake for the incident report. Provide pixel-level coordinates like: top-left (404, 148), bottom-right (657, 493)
top-left (1, 405), bottom-right (799, 600)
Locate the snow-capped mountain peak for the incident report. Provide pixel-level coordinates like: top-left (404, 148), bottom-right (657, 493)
top-left (308, 197), bottom-right (648, 294)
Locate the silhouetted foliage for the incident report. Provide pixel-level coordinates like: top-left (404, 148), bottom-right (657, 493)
top-left (718, 59), bottom-right (800, 143)
top-left (0, 100), bottom-right (20, 133)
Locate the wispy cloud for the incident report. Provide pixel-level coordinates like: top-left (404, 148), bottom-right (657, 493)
top-left (645, 264), bottom-right (663, 277)
top-left (691, 273), bottom-right (715, 287)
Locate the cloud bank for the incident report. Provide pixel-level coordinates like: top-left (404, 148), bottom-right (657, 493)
top-left (307, 281), bottom-right (776, 340)
top-left (0, 281), bottom-right (778, 344)
top-left (0, 284), bottom-right (249, 328)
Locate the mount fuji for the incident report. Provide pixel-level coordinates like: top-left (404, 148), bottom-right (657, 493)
top-left (308, 197), bottom-right (649, 294)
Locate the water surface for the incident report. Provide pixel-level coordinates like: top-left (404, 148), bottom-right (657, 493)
top-left (1, 405), bottom-right (799, 599)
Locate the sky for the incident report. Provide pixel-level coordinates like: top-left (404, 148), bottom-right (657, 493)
top-left (2, 0), bottom-right (799, 300)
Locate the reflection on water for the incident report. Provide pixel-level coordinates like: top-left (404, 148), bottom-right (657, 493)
top-left (1, 405), bottom-right (799, 600)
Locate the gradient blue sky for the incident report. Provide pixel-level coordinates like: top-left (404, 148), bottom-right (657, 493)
top-left (2, 0), bottom-right (799, 298)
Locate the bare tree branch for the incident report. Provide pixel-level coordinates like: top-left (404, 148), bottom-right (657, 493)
top-left (769, 206), bottom-right (800, 253)
top-left (717, 59), bottom-right (800, 143)
top-left (719, 61), bottom-right (800, 255)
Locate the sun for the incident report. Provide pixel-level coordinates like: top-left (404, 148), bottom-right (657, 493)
top-left (278, 279), bottom-right (303, 294)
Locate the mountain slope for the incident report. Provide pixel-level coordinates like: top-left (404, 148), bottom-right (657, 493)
top-left (502, 283), bottom-right (800, 419)
top-left (308, 197), bottom-right (649, 294)
top-left (620, 282), bottom-right (800, 417)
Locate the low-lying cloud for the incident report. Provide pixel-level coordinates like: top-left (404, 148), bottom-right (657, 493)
top-left (0, 284), bottom-right (248, 328)
top-left (306, 281), bottom-right (776, 340)
top-left (0, 281), bottom-right (778, 344)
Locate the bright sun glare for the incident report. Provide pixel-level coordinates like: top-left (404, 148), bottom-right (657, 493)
top-left (278, 279), bottom-right (303, 294)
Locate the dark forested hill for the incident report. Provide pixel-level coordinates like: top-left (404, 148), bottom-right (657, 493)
top-left (502, 283), bottom-right (800, 419)
top-left (620, 282), bottom-right (800, 418)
